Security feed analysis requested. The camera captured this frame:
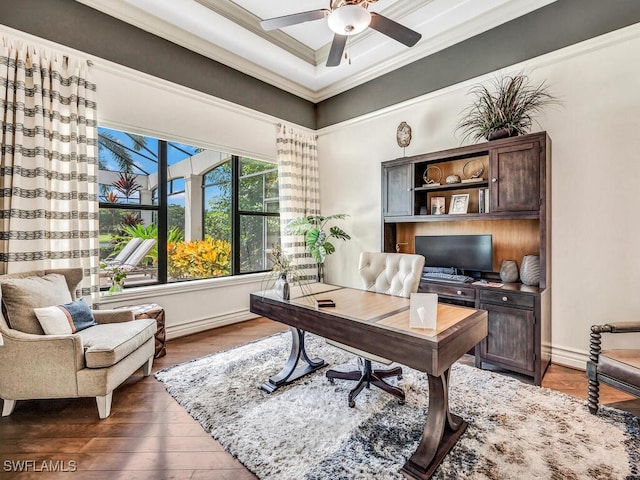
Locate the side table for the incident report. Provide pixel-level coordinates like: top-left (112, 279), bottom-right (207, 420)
top-left (116, 303), bottom-right (166, 358)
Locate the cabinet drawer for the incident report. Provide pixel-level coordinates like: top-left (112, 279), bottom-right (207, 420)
top-left (420, 282), bottom-right (476, 301)
top-left (479, 290), bottom-right (535, 308)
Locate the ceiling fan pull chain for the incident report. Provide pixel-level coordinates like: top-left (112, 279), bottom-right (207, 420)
top-left (346, 36), bottom-right (351, 65)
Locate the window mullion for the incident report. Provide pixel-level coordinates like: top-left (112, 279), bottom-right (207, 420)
top-left (231, 156), bottom-right (240, 275)
top-left (157, 140), bottom-right (168, 284)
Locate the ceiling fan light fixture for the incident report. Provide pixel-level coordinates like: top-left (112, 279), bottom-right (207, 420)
top-left (327, 5), bottom-right (371, 35)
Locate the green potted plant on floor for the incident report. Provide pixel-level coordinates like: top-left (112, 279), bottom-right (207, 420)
top-left (286, 214), bottom-right (351, 282)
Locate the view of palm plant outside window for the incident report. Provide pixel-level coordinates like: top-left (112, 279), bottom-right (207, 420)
top-left (98, 127), bottom-right (279, 290)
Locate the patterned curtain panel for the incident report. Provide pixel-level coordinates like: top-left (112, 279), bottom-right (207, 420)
top-left (276, 124), bottom-right (320, 282)
top-left (0, 37), bottom-right (99, 302)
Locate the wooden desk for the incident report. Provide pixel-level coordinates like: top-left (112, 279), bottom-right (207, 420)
top-left (250, 283), bottom-right (488, 479)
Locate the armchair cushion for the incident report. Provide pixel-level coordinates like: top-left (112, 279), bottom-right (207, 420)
top-left (598, 350), bottom-right (640, 388)
top-left (1, 273), bottom-right (72, 334)
top-left (76, 318), bottom-right (157, 368)
top-left (34, 298), bottom-right (97, 335)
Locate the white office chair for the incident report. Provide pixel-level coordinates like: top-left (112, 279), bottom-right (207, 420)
top-left (326, 251), bottom-right (425, 407)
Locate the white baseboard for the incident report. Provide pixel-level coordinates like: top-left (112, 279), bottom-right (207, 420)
top-left (166, 309), bottom-right (259, 340)
top-left (550, 344), bottom-right (589, 371)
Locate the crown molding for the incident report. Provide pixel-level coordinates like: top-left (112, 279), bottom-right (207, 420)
top-left (194, 0), bottom-right (317, 65)
top-left (316, 22), bottom-right (640, 135)
top-left (313, 0), bottom-right (556, 101)
top-left (74, 0), bottom-right (318, 101)
top-left (74, 0), bottom-right (556, 103)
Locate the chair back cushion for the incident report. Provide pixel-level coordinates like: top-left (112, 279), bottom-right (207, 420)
top-left (1, 273), bottom-right (73, 334)
top-left (359, 252), bottom-right (425, 298)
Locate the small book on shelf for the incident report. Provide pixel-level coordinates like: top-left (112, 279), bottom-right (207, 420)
top-left (478, 187), bottom-right (490, 213)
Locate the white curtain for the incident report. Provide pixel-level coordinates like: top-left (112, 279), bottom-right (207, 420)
top-left (0, 35), bottom-right (99, 302)
top-left (276, 124), bottom-right (320, 282)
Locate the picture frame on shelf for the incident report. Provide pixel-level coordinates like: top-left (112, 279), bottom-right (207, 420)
top-left (449, 194), bottom-right (469, 214)
top-left (430, 197), bottom-right (445, 215)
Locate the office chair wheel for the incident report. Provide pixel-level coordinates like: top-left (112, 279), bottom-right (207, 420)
top-left (398, 399), bottom-right (405, 405)
top-left (328, 378), bottom-right (335, 384)
top-left (397, 374), bottom-right (403, 380)
top-left (348, 400), bottom-right (356, 408)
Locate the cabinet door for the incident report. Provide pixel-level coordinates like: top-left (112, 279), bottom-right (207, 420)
top-left (490, 141), bottom-right (540, 212)
top-left (478, 302), bottom-right (535, 372)
top-left (383, 163), bottom-right (412, 217)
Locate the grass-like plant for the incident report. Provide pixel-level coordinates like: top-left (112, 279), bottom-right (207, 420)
top-left (456, 73), bottom-right (559, 142)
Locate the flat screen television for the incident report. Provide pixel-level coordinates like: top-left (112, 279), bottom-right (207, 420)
top-left (415, 234), bottom-right (493, 274)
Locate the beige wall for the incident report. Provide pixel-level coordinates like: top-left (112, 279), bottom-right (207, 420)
top-left (318, 24), bottom-right (640, 368)
top-left (4, 24), bottom-right (639, 364)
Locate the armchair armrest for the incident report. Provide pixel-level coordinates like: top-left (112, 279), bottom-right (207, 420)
top-left (93, 309), bottom-right (135, 324)
top-left (0, 328), bottom-right (84, 399)
top-left (606, 321), bottom-right (640, 333)
top-left (589, 321), bottom-right (640, 365)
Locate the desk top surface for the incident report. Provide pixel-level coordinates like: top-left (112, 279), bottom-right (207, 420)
top-left (251, 283), bottom-right (488, 375)
top-left (252, 283), bottom-right (484, 343)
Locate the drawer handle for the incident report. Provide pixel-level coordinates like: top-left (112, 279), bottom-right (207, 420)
top-left (457, 290), bottom-right (463, 296)
top-left (492, 178), bottom-right (497, 183)
top-left (502, 296), bottom-right (508, 302)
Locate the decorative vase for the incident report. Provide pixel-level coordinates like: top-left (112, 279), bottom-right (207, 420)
top-left (520, 255), bottom-right (540, 286)
top-left (274, 274), bottom-right (290, 300)
top-left (499, 260), bottom-right (519, 283)
top-left (317, 263), bottom-right (325, 283)
top-left (108, 282), bottom-right (124, 295)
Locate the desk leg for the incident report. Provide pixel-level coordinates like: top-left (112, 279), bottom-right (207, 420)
top-left (260, 327), bottom-right (326, 393)
top-left (401, 368), bottom-right (467, 479)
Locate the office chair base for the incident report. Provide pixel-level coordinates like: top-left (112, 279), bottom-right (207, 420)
top-left (326, 359), bottom-right (405, 408)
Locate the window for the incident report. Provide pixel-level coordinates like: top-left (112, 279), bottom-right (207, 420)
top-left (237, 158), bottom-right (280, 273)
top-left (98, 127), bottom-right (279, 290)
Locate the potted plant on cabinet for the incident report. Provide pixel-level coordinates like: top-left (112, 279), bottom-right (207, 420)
top-left (456, 72), bottom-right (559, 142)
top-left (286, 214), bottom-right (351, 282)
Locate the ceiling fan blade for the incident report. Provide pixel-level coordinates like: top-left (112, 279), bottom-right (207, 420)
top-left (260, 9), bottom-right (330, 31)
top-left (326, 34), bottom-right (348, 67)
top-left (369, 12), bottom-right (422, 47)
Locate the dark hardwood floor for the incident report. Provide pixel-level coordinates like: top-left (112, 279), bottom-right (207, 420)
top-left (1, 317), bottom-right (639, 479)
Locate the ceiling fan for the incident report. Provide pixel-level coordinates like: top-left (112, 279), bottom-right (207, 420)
top-left (259, 0), bottom-right (422, 67)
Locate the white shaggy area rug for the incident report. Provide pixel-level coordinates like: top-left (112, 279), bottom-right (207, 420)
top-left (155, 332), bottom-right (639, 479)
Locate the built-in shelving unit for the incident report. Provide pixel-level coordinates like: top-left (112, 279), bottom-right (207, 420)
top-left (381, 132), bottom-right (551, 385)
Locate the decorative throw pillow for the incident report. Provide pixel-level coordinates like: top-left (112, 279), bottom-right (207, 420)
top-left (34, 298), bottom-right (97, 335)
top-left (1, 273), bottom-right (73, 334)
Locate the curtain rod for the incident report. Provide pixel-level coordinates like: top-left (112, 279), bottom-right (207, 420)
top-left (276, 123), bottom-right (318, 139)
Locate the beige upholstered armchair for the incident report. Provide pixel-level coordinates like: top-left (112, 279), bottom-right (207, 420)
top-left (326, 252), bottom-right (425, 407)
top-left (0, 268), bottom-right (157, 419)
top-left (587, 321), bottom-right (640, 414)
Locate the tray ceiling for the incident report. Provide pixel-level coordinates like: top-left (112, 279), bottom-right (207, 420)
top-left (76, 0), bottom-right (556, 102)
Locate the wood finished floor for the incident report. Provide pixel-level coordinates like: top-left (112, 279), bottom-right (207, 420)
top-left (1, 317), bottom-right (639, 479)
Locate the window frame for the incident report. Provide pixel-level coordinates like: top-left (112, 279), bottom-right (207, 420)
top-left (99, 136), bottom-right (279, 289)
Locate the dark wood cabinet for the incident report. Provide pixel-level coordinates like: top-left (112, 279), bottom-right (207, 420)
top-left (478, 302), bottom-right (535, 370)
top-left (382, 132), bottom-right (551, 385)
top-left (382, 163), bottom-right (412, 217)
top-left (490, 140), bottom-right (541, 213)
